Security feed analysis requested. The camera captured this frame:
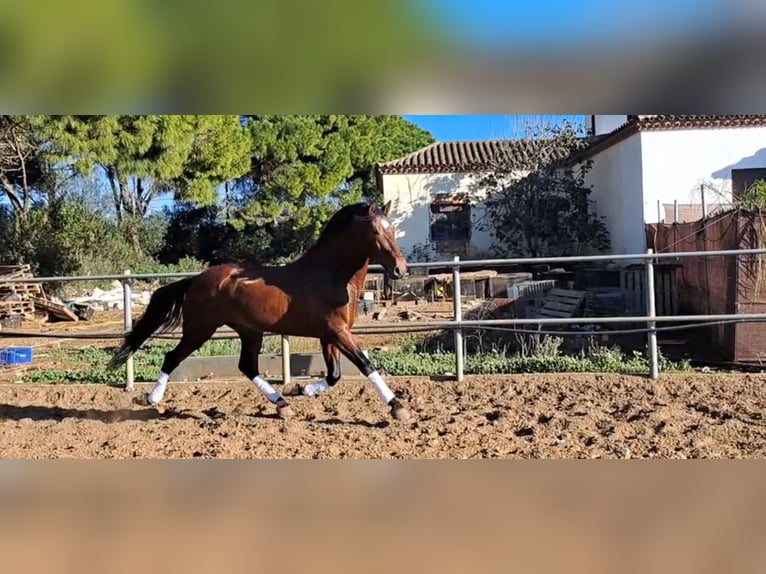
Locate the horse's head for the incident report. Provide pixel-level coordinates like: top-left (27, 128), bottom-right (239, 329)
top-left (363, 201), bottom-right (408, 280)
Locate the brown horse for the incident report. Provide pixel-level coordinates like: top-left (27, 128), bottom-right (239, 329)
top-left (108, 201), bottom-right (411, 421)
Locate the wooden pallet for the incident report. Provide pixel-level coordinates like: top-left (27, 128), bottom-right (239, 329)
top-left (0, 264), bottom-right (45, 299)
top-left (31, 296), bottom-right (78, 322)
top-left (530, 288), bottom-right (587, 319)
top-left (0, 264), bottom-right (50, 322)
top-left (0, 264), bottom-right (32, 279)
top-left (0, 283), bottom-right (45, 298)
top-left (620, 265), bottom-right (679, 316)
top-left (0, 299), bottom-right (35, 320)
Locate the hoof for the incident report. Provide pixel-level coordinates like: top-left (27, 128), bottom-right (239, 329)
top-left (276, 400), bottom-right (294, 418)
top-left (132, 392), bottom-right (152, 407)
top-left (389, 399), bottom-right (411, 422)
top-left (281, 382), bottom-right (303, 397)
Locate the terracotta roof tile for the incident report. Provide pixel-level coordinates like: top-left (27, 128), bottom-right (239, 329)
top-left (633, 115), bottom-right (766, 130)
top-left (577, 115), bottom-right (766, 160)
top-left (378, 138), bottom-right (577, 175)
top-left (379, 116), bottom-right (766, 175)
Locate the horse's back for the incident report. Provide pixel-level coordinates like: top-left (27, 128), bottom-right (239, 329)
top-left (186, 260), bottom-right (351, 336)
top-left (192, 262), bottom-right (242, 288)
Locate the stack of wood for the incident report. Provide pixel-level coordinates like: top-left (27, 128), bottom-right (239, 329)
top-left (528, 288), bottom-right (587, 320)
top-left (0, 264), bottom-right (78, 323)
top-left (425, 269), bottom-right (499, 301)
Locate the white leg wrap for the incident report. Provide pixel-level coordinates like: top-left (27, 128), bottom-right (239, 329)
top-left (302, 378), bottom-right (330, 397)
top-left (252, 375), bottom-right (281, 404)
top-left (368, 370), bottom-right (395, 404)
top-left (148, 372), bottom-right (170, 405)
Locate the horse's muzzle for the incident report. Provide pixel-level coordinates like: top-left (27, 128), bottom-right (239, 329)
top-left (391, 265), bottom-right (406, 280)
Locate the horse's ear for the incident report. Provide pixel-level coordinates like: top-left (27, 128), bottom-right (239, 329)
top-left (382, 200), bottom-right (392, 216)
top-left (368, 202), bottom-right (378, 215)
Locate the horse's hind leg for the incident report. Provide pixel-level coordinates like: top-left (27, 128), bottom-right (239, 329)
top-left (236, 327), bottom-right (293, 418)
top-left (294, 340), bottom-right (341, 397)
top-left (141, 323), bottom-right (218, 407)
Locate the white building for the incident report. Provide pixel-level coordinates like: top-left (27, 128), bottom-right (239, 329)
top-left (376, 140), bottom-right (538, 260)
top-left (377, 115), bottom-right (766, 258)
top-left (583, 114), bottom-right (766, 254)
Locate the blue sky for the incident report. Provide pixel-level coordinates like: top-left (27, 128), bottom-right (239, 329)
top-left (403, 115), bottom-right (515, 141)
top-left (417, 0), bottom-right (723, 49)
top-left (403, 115), bottom-right (587, 142)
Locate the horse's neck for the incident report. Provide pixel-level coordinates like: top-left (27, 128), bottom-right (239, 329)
top-left (333, 256), bottom-right (371, 287)
top-left (300, 239), bottom-right (370, 286)
top-left (349, 261), bottom-right (369, 290)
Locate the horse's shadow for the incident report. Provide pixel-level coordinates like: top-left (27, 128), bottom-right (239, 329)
top-left (0, 402), bottom-right (396, 427)
top-left (308, 417), bottom-right (390, 429)
top-left (248, 412), bottom-right (389, 428)
top-left (0, 404), bottom-right (200, 424)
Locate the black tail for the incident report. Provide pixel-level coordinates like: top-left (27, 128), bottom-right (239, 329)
top-left (107, 277), bottom-right (194, 370)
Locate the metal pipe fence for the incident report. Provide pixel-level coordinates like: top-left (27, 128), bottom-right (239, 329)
top-left (3, 246), bottom-right (766, 387)
top-left (4, 246), bottom-right (766, 284)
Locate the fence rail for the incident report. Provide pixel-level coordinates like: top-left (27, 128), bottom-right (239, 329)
top-left (4, 246), bottom-right (766, 388)
top-left (3, 246), bottom-right (766, 285)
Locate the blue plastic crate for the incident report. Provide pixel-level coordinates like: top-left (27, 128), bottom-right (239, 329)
top-left (0, 347), bottom-right (33, 366)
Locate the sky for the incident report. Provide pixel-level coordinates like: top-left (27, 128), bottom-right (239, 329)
top-left (403, 115), bottom-right (587, 142)
top-left (416, 0), bottom-right (723, 50)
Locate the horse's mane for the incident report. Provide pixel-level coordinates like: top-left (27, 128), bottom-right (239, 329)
top-left (311, 202), bottom-right (374, 250)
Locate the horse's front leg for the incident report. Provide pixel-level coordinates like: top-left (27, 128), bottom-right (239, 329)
top-left (328, 326), bottom-right (410, 422)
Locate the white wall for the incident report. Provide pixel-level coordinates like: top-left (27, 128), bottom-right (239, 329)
top-left (384, 124), bottom-right (766, 259)
top-left (639, 126), bottom-right (766, 222)
top-left (592, 115), bottom-right (629, 135)
top-left (381, 171), bottom-right (494, 259)
top-left (585, 132), bottom-right (646, 255)
top-left (587, 125), bottom-right (766, 255)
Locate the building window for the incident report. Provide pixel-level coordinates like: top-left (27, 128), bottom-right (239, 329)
top-left (429, 199), bottom-right (471, 243)
top-left (732, 168), bottom-right (766, 199)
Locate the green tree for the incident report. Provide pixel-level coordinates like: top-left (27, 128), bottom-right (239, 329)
top-left (0, 115), bottom-right (48, 230)
top-left (234, 114), bottom-right (433, 258)
top-left (349, 115), bottom-right (437, 201)
top-left (739, 179), bottom-right (766, 212)
top-left (476, 119), bottom-right (610, 257)
top-left (31, 115), bottom-right (252, 253)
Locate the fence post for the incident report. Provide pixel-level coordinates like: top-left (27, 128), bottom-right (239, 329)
top-left (122, 269), bottom-right (134, 391)
top-left (700, 184), bottom-right (708, 220)
top-left (644, 250), bottom-right (659, 380)
top-left (281, 335), bottom-right (291, 386)
top-left (452, 255), bottom-right (464, 382)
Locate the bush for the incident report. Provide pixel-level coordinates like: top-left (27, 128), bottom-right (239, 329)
top-left (25, 341), bottom-right (242, 384)
top-left (369, 345), bottom-right (690, 377)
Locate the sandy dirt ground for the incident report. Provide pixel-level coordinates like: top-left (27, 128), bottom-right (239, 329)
top-left (1, 372), bottom-right (766, 458)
